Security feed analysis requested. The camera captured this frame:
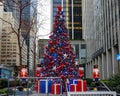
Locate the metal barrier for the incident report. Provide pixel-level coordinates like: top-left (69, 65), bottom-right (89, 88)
top-left (67, 91), bottom-right (117, 96)
top-left (8, 77), bottom-right (63, 96)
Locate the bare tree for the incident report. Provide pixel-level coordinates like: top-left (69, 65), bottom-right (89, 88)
top-left (0, 0), bottom-right (41, 75)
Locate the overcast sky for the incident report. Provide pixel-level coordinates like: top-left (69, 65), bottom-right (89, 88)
top-left (37, 0), bottom-right (51, 39)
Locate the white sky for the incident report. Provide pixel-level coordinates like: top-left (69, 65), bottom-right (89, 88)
top-left (37, 0), bottom-right (51, 39)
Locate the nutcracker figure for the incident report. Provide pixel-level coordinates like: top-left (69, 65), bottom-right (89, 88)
top-left (93, 65), bottom-right (100, 82)
top-left (79, 64), bottom-right (84, 79)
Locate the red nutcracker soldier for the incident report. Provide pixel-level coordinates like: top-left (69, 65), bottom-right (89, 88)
top-left (79, 64), bottom-right (84, 79)
top-left (93, 65), bottom-right (100, 82)
top-left (20, 67), bottom-right (28, 83)
top-left (20, 68), bottom-right (28, 77)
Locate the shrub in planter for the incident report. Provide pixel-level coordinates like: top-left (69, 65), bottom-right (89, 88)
top-left (0, 79), bottom-right (8, 89)
top-left (103, 73), bottom-right (120, 93)
top-left (0, 88), bottom-right (7, 94)
top-left (90, 82), bottom-right (96, 87)
top-left (84, 78), bottom-right (93, 86)
top-left (116, 85), bottom-right (120, 93)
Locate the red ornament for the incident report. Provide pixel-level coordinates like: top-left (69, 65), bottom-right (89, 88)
top-left (49, 35), bottom-right (53, 38)
top-left (63, 33), bottom-right (67, 36)
top-left (54, 24), bottom-right (57, 28)
top-left (45, 46), bottom-right (48, 49)
top-left (73, 55), bottom-right (76, 59)
top-left (43, 67), bottom-right (46, 71)
top-left (49, 40), bottom-right (53, 45)
top-left (60, 74), bottom-right (65, 79)
top-left (57, 5), bottom-right (62, 11)
top-left (55, 40), bottom-right (59, 44)
top-left (50, 61), bottom-right (54, 65)
top-left (58, 52), bottom-right (62, 55)
top-left (69, 68), bottom-right (74, 71)
top-left (66, 62), bottom-right (69, 66)
top-left (61, 64), bottom-right (65, 69)
top-left (49, 56), bottom-right (53, 60)
top-left (51, 47), bottom-right (54, 51)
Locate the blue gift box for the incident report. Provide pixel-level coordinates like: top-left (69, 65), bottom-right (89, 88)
top-left (69, 79), bottom-right (74, 84)
top-left (40, 79), bottom-right (53, 93)
top-left (48, 80), bottom-right (53, 93)
top-left (67, 85), bottom-right (71, 91)
top-left (73, 79), bottom-right (78, 84)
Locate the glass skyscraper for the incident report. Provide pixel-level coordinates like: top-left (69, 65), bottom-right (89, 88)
top-left (52, 0), bottom-right (82, 40)
top-left (66, 0), bottom-right (82, 40)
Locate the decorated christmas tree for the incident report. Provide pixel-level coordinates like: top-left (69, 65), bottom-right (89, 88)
top-left (40, 5), bottom-right (79, 80)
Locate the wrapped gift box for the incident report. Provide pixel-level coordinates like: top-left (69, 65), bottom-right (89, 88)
top-left (83, 80), bottom-right (87, 91)
top-left (73, 79), bottom-right (83, 85)
top-left (39, 79), bottom-right (53, 93)
top-left (67, 85), bottom-right (71, 91)
top-left (70, 84), bottom-right (77, 92)
top-left (69, 79), bottom-right (74, 84)
top-left (51, 84), bottom-right (61, 94)
top-left (73, 79), bottom-right (87, 92)
top-left (35, 81), bottom-right (39, 92)
top-left (48, 80), bottom-right (53, 93)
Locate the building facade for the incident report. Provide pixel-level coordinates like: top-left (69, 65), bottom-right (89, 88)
top-left (82, 0), bottom-right (120, 79)
top-left (38, 39), bottom-right (48, 64)
top-left (4, 0), bottom-right (38, 76)
top-left (0, 2), bottom-right (27, 67)
top-left (66, 0), bottom-right (82, 40)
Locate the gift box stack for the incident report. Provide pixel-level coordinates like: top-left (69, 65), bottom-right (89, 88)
top-left (37, 79), bottom-right (61, 94)
top-left (67, 79), bottom-right (87, 92)
top-left (51, 83), bottom-right (61, 94)
top-left (39, 79), bottom-right (53, 93)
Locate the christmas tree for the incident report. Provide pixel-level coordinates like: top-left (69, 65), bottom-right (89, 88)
top-left (40, 5), bottom-right (79, 80)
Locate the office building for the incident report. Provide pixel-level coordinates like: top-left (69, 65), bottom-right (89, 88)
top-left (82, 0), bottom-right (120, 79)
top-left (66, 0), bottom-right (82, 40)
top-left (52, 0), bottom-right (82, 40)
top-left (0, 2), bottom-right (27, 67)
top-left (3, 0), bottom-right (38, 75)
top-left (38, 39), bottom-right (48, 64)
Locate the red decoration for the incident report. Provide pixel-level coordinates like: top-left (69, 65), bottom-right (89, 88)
top-left (51, 84), bottom-right (61, 94)
top-left (51, 47), bottom-right (55, 51)
top-left (93, 68), bottom-right (100, 79)
top-left (45, 46), bottom-right (48, 49)
top-left (49, 56), bottom-right (53, 60)
top-left (60, 74), bottom-right (65, 79)
top-left (63, 33), bottom-right (67, 36)
top-left (69, 68), bottom-right (74, 71)
top-left (36, 67), bottom-right (41, 77)
top-left (57, 5), bottom-right (62, 11)
top-left (73, 55), bottom-right (76, 59)
top-left (58, 52), bottom-right (62, 55)
top-left (79, 66), bottom-right (84, 78)
top-left (20, 68), bottom-right (28, 77)
top-left (49, 40), bottom-right (53, 45)
top-left (65, 62), bottom-right (69, 66)
top-left (50, 61), bottom-right (54, 65)
top-left (43, 67), bottom-right (46, 71)
top-left (70, 84), bottom-right (77, 92)
top-left (60, 64), bottom-right (65, 69)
